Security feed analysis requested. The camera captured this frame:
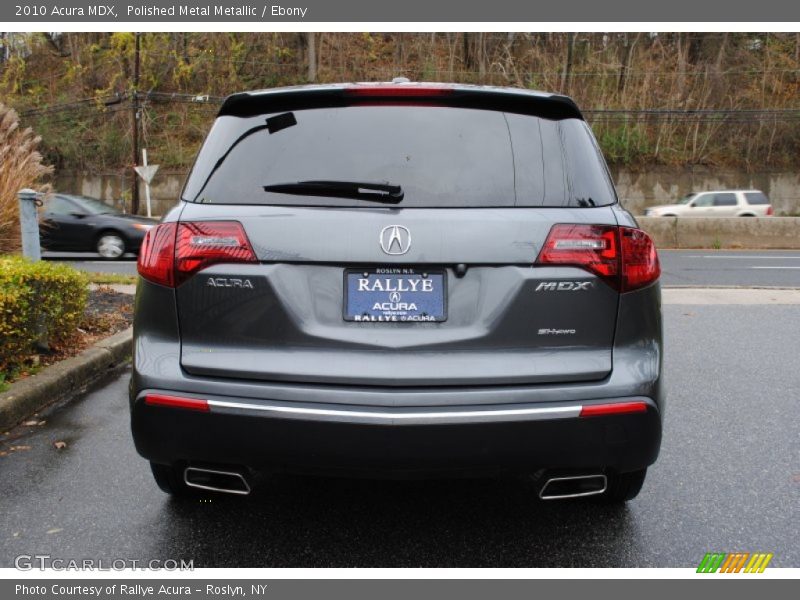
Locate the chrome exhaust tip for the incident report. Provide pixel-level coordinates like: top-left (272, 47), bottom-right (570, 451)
top-left (184, 466), bottom-right (251, 495)
top-left (539, 474), bottom-right (607, 500)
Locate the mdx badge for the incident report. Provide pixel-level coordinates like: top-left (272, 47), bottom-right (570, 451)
top-left (535, 281), bottom-right (594, 291)
top-left (379, 225), bottom-right (411, 255)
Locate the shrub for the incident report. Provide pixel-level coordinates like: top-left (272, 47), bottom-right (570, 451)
top-left (0, 103), bottom-right (54, 254)
top-left (0, 255), bottom-right (88, 377)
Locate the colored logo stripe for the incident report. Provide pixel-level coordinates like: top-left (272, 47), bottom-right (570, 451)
top-left (697, 552), bottom-right (773, 573)
top-left (745, 553), bottom-right (773, 573)
top-left (697, 553), bottom-right (726, 573)
top-left (719, 553), bottom-right (749, 573)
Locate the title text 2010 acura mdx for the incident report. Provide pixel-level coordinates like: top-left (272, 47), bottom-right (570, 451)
top-left (130, 82), bottom-right (663, 502)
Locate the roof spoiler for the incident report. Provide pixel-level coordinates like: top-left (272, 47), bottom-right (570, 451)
top-left (218, 85), bottom-right (584, 121)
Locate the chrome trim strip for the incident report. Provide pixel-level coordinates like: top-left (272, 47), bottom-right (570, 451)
top-left (205, 399), bottom-right (582, 424)
top-left (183, 467), bottom-right (251, 496)
top-left (539, 474), bottom-right (608, 500)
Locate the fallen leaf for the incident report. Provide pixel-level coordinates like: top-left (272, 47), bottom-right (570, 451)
top-left (46, 528), bottom-right (63, 535)
top-left (13, 532), bottom-right (19, 537)
top-left (792, 473), bottom-right (800, 483)
top-left (53, 441), bottom-right (67, 450)
top-left (10, 445), bottom-right (31, 451)
top-left (23, 421), bottom-right (38, 426)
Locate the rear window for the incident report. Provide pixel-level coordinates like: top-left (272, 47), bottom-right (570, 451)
top-left (744, 192), bottom-right (770, 205)
top-left (183, 106), bottom-right (616, 208)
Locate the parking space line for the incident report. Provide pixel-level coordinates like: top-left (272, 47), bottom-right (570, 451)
top-left (685, 255), bottom-right (800, 259)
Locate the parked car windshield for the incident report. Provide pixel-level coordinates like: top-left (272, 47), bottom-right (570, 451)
top-left (677, 194), bottom-right (696, 205)
top-left (183, 106), bottom-right (617, 208)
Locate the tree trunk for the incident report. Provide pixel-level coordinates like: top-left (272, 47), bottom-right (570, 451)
top-left (307, 32), bottom-right (317, 82)
top-left (795, 32), bottom-right (799, 63)
top-left (561, 33), bottom-right (575, 94)
top-left (618, 32), bottom-right (641, 96)
top-left (676, 33), bottom-right (687, 100)
top-left (714, 32), bottom-right (728, 71)
top-left (394, 33), bottom-right (404, 71)
top-left (463, 33), bottom-right (473, 70)
top-left (478, 33), bottom-right (486, 78)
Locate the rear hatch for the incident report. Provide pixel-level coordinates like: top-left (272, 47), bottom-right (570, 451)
top-left (173, 85), bottom-right (623, 389)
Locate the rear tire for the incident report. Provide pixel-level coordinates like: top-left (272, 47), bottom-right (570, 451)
top-left (601, 468), bottom-right (647, 503)
top-left (150, 462), bottom-right (196, 497)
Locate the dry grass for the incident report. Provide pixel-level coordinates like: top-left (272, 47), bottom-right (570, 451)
top-left (0, 103), bottom-right (53, 254)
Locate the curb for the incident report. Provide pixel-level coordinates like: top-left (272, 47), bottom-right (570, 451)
top-left (0, 326), bottom-right (133, 432)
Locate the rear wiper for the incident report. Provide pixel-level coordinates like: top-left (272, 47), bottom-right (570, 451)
top-left (191, 112), bottom-right (297, 202)
top-left (263, 180), bottom-right (404, 204)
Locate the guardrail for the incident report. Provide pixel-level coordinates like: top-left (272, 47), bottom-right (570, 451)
top-left (636, 217), bottom-right (800, 249)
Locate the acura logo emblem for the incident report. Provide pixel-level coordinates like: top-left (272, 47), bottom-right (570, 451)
top-left (379, 225), bottom-right (411, 255)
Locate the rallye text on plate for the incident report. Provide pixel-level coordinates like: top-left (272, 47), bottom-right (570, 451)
top-left (344, 268), bottom-right (447, 322)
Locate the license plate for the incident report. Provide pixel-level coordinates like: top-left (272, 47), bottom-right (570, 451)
top-left (344, 268), bottom-right (447, 322)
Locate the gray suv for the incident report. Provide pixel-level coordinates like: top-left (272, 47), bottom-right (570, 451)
top-left (130, 83), bottom-right (663, 502)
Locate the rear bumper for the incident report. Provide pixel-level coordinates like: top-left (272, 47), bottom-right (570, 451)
top-left (130, 392), bottom-right (662, 476)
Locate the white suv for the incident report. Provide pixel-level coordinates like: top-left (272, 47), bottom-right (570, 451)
top-left (644, 190), bottom-right (773, 217)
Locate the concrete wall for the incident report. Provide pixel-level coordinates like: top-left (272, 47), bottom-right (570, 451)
top-left (53, 170), bottom-right (185, 216)
top-left (637, 217), bottom-right (800, 249)
top-left (610, 166), bottom-right (800, 217)
top-left (54, 166), bottom-right (800, 218)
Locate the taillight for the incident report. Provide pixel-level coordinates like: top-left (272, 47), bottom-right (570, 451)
top-left (174, 221), bottom-right (256, 286)
top-left (535, 224), bottom-right (659, 292)
top-left (137, 221), bottom-right (256, 288)
top-left (535, 224), bottom-right (620, 288)
top-left (619, 227), bottom-right (660, 292)
top-left (766, 206), bottom-right (774, 216)
top-left (137, 222), bottom-right (177, 287)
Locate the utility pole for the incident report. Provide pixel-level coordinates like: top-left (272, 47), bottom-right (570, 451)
top-left (131, 32), bottom-right (141, 215)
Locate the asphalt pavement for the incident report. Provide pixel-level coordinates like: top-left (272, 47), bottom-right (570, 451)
top-left (43, 250), bottom-right (800, 288)
top-left (659, 250), bottom-right (800, 287)
top-left (1, 303), bottom-right (798, 567)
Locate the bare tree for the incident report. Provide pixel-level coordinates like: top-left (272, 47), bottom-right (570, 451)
top-left (0, 32), bottom-right (7, 66)
top-left (307, 32), bottom-right (317, 82)
top-left (561, 33), bottom-right (576, 93)
top-left (618, 32), bottom-right (642, 95)
top-left (43, 32), bottom-right (69, 57)
top-left (796, 32), bottom-right (799, 63)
